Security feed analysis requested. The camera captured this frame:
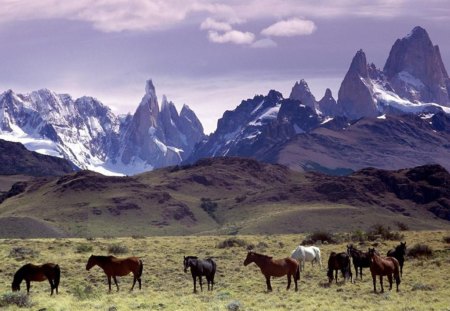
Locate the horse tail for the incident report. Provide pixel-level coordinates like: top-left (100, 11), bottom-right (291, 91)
top-left (295, 264), bottom-right (300, 281)
top-left (394, 259), bottom-right (401, 285)
top-left (54, 265), bottom-right (60, 289)
top-left (138, 260), bottom-right (143, 279)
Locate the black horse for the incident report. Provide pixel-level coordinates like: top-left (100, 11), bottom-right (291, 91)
top-left (12, 263), bottom-right (60, 295)
top-left (183, 256), bottom-right (216, 293)
top-left (347, 244), bottom-right (371, 280)
top-left (327, 252), bottom-right (352, 284)
top-left (387, 242), bottom-right (406, 276)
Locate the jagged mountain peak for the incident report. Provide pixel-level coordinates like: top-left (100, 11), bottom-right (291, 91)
top-left (289, 79), bottom-right (318, 111)
top-left (145, 79), bottom-right (156, 96)
top-left (349, 49), bottom-right (369, 78)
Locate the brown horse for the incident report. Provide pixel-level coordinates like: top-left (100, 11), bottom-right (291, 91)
top-left (86, 255), bottom-right (143, 292)
top-left (12, 263), bottom-right (60, 295)
top-left (368, 248), bottom-right (401, 293)
top-left (244, 251), bottom-right (300, 292)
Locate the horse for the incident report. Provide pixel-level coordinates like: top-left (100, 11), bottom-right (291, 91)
top-left (12, 263), bottom-right (60, 295)
top-left (347, 244), bottom-right (371, 280)
top-left (86, 255), bottom-right (143, 292)
top-left (368, 248), bottom-right (401, 293)
top-left (327, 252), bottom-right (352, 284)
top-left (290, 245), bottom-right (322, 271)
top-left (387, 242), bottom-right (406, 277)
top-left (244, 251), bottom-right (300, 292)
top-left (183, 256), bottom-right (216, 293)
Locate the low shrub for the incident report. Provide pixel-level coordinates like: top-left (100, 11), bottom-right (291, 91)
top-left (76, 244), bottom-right (93, 253)
top-left (366, 224), bottom-right (404, 241)
top-left (302, 231), bottom-right (337, 245)
top-left (350, 230), bottom-right (367, 243)
top-left (0, 292), bottom-right (32, 308)
top-left (408, 244), bottom-right (433, 258)
top-left (395, 221), bottom-right (409, 231)
top-left (9, 247), bottom-right (39, 260)
top-left (108, 244), bottom-right (128, 254)
top-left (443, 236), bottom-right (450, 244)
top-left (73, 284), bottom-right (98, 300)
top-left (217, 237), bottom-right (248, 249)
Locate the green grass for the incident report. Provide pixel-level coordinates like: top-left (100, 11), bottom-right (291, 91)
top-left (0, 231), bottom-right (449, 310)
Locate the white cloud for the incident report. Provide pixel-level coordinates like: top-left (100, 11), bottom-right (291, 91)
top-left (261, 18), bottom-right (316, 37)
top-left (208, 30), bottom-right (255, 45)
top-left (252, 38), bottom-right (277, 48)
top-left (200, 18), bottom-right (232, 32)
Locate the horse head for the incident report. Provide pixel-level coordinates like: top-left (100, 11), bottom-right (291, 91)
top-left (86, 255), bottom-right (96, 271)
top-left (398, 242), bottom-right (407, 255)
top-left (11, 281), bottom-right (20, 292)
top-left (183, 256), bottom-right (198, 273)
top-left (346, 244), bottom-right (354, 255)
top-left (244, 252), bottom-right (255, 266)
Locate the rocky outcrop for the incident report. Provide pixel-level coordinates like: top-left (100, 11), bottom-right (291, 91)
top-left (318, 88), bottom-right (342, 116)
top-left (289, 79), bottom-right (318, 111)
top-left (337, 50), bottom-right (378, 119)
top-left (384, 26), bottom-right (450, 106)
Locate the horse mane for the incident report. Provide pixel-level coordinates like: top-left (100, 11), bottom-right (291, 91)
top-left (251, 252), bottom-right (273, 260)
top-left (185, 256), bottom-right (198, 260)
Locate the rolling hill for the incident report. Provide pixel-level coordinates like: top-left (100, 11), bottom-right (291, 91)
top-left (0, 157), bottom-right (448, 238)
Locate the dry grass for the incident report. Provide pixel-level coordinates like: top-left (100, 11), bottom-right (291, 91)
top-left (0, 231), bottom-right (449, 310)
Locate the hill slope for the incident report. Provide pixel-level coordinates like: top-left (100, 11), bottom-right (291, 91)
top-left (0, 158), bottom-right (448, 237)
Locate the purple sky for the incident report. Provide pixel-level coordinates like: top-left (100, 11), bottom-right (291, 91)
top-left (0, 0), bottom-right (449, 133)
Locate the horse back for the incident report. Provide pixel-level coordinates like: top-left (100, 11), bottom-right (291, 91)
top-left (107, 256), bottom-right (141, 276)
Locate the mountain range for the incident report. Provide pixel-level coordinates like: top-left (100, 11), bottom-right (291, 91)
top-left (188, 26), bottom-right (450, 173)
top-left (0, 80), bottom-right (205, 175)
top-left (1, 26), bottom-right (449, 175)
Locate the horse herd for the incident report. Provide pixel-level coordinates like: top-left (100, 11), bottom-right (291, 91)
top-left (10, 242), bottom-right (407, 296)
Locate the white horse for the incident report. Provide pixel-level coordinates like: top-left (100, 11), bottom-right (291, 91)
top-left (290, 246), bottom-right (322, 271)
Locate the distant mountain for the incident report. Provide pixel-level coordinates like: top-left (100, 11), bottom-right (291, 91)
top-left (0, 80), bottom-right (205, 175)
top-left (188, 26), bottom-right (450, 173)
top-left (0, 139), bottom-right (74, 176)
top-left (0, 157), bottom-right (448, 237)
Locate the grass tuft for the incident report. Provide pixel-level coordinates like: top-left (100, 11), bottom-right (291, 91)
top-left (9, 247), bottom-right (39, 260)
top-left (217, 237), bottom-right (248, 249)
top-left (302, 231), bottom-right (337, 245)
top-left (75, 244), bottom-right (93, 253)
top-left (108, 244), bottom-right (128, 254)
top-left (366, 224), bottom-right (404, 241)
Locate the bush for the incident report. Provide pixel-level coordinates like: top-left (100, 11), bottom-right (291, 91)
top-left (350, 230), bottom-right (367, 242)
top-left (302, 231), bottom-right (337, 245)
top-left (73, 284), bottom-right (98, 300)
top-left (200, 198), bottom-right (218, 220)
top-left (217, 237), bottom-right (248, 249)
top-left (366, 224), bottom-right (404, 241)
top-left (9, 247), bottom-right (39, 260)
top-left (408, 244), bottom-right (433, 258)
top-left (108, 244), bottom-right (128, 254)
top-left (0, 292), bottom-right (32, 308)
top-left (395, 221), bottom-right (409, 231)
top-left (443, 236), bottom-right (450, 244)
top-left (76, 244), bottom-right (93, 253)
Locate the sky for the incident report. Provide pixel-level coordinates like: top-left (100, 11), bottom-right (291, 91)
top-left (0, 0), bottom-right (449, 133)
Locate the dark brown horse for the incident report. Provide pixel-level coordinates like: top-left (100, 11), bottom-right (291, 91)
top-left (387, 242), bottom-right (406, 277)
top-left (327, 252), bottom-right (352, 284)
top-left (12, 263), bottom-right (60, 295)
top-left (86, 255), bottom-right (143, 292)
top-left (183, 256), bottom-right (216, 293)
top-left (347, 244), bottom-right (371, 280)
top-left (368, 248), bottom-right (401, 293)
top-left (244, 251), bottom-right (300, 292)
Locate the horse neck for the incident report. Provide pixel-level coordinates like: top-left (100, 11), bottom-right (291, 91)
top-left (251, 255), bottom-right (269, 269)
top-left (12, 268), bottom-right (24, 286)
top-left (92, 256), bottom-right (111, 269)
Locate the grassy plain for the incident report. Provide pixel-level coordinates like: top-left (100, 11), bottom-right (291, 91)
top-left (0, 231), bottom-right (449, 310)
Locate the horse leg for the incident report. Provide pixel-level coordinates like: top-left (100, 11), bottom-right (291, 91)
top-left (359, 267), bottom-right (363, 280)
top-left (379, 276), bottom-right (384, 293)
top-left (335, 270), bottom-right (338, 284)
top-left (47, 278), bottom-right (54, 296)
top-left (26, 279), bottom-right (31, 294)
top-left (192, 275), bottom-right (197, 293)
top-left (206, 276), bottom-right (210, 291)
top-left (372, 274), bottom-right (376, 293)
top-left (265, 275), bottom-right (272, 292)
top-left (286, 274), bottom-right (291, 290)
top-left (112, 276), bottom-right (119, 292)
top-left (107, 275), bottom-right (112, 292)
top-left (131, 276), bottom-right (137, 291)
top-left (387, 274), bottom-right (393, 291)
top-left (199, 276), bottom-right (203, 292)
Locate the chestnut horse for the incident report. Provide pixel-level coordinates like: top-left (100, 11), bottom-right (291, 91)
top-left (244, 251), bottom-right (300, 292)
top-left (368, 248), bottom-right (401, 293)
top-left (86, 255), bottom-right (143, 292)
top-left (12, 263), bottom-right (60, 295)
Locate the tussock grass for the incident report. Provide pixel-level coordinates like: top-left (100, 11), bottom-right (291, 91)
top-left (0, 231), bottom-right (449, 310)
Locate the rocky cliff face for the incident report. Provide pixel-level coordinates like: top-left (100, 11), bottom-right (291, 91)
top-left (289, 79), bottom-right (319, 112)
top-left (384, 26), bottom-right (450, 106)
top-left (337, 49), bottom-right (378, 119)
